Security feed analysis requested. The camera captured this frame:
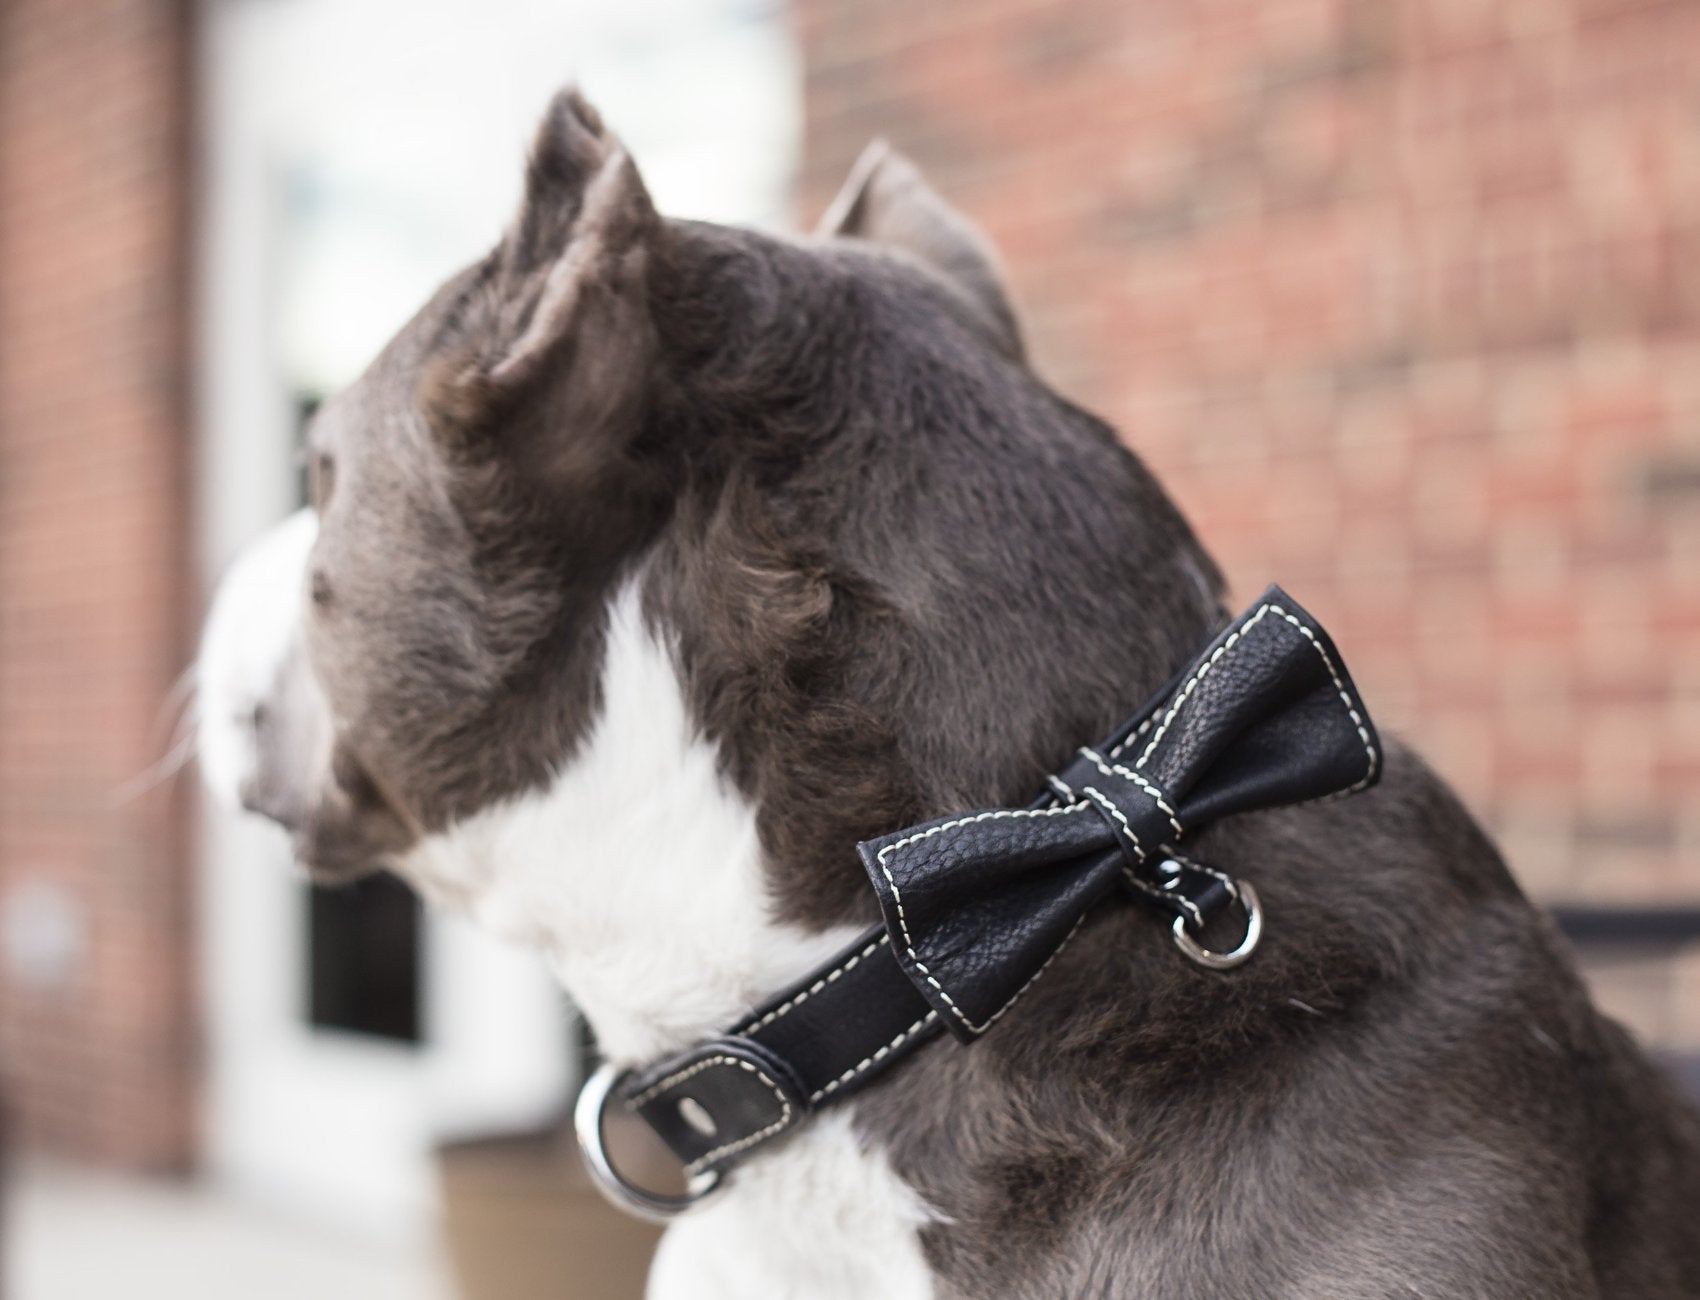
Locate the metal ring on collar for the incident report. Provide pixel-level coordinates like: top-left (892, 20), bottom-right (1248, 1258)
top-left (573, 1062), bottom-right (723, 1222)
top-left (1171, 880), bottom-right (1262, 971)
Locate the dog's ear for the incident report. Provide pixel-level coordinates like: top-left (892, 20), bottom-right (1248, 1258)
top-left (818, 142), bottom-right (1024, 361)
top-left (427, 89), bottom-right (659, 456)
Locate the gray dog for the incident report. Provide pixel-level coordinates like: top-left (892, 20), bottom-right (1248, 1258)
top-left (198, 90), bottom-right (1700, 1297)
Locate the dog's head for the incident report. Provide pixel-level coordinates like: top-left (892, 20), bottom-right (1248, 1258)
top-left (200, 90), bottom-right (1218, 928)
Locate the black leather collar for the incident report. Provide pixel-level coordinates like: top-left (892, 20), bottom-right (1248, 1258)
top-left (578, 587), bottom-right (1381, 1217)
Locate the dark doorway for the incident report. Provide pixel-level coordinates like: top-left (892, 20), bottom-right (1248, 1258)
top-left (306, 872), bottom-right (424, 1045)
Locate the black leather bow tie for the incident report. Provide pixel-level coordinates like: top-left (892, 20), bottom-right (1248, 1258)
top-left (580, 587), bottom-right (1381, 1219)
top-left (859, 587), bottom-right (1379, 1040)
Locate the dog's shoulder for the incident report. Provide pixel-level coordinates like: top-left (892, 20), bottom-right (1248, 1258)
top-left (851, 735), bottom-right (1700, 1293)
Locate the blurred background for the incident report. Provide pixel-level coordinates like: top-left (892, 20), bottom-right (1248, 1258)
top-left (0, 0), bottom-right (1696, 1295)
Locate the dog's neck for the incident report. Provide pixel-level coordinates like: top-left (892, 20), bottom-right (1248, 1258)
top-left (401, 579), bottom-right (862, 1065)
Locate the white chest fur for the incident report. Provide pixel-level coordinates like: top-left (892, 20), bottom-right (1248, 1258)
top-left (400, 582), bottom-right (936, 1298)
top-left (647, 1113), bottom-right (935, 1300)
top-left (401, 582), bottom-right (856, 1062)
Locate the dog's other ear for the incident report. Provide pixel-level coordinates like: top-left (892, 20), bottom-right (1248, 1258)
top-left (818, 141), bottom-right (1024, 361)
top-left (428, 89), bottom-right (658, 453)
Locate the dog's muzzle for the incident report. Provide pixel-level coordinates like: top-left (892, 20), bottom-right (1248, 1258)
top-left (198, 509), bottom-right (336, 845)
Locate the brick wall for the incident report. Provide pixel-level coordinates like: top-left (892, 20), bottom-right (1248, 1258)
top-left (0, 0), bottom-right (196, 1168)
top-left (798, 0), bottom-right (1700, 909)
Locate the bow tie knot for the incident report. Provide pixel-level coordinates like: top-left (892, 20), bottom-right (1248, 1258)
top-left (1052, 748), bottom-right (1235, 928)
top-left (857, 588), bottom-right (1380, 1042)
top-left (1062, 747), bottom-right (1184, 861)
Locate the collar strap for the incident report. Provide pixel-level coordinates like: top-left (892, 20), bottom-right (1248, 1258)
top-left (577, 586), bottom-right (1380, 1219)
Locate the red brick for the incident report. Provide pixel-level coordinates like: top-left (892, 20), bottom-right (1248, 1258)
top-left (0, 0), bottom-right (195, 1170)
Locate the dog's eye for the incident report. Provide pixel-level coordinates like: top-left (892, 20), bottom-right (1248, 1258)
top-left (310, 453), bottom-right (336, 509)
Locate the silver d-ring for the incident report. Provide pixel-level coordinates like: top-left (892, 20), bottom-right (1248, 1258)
top-left (573, 1062), bottom-right (723, 1222)
top-left (1172, 880), bottom-right (1262, 971)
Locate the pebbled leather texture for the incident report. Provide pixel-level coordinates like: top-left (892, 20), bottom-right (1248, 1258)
top-left (857, 586), bottom-right (1380, 1040)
